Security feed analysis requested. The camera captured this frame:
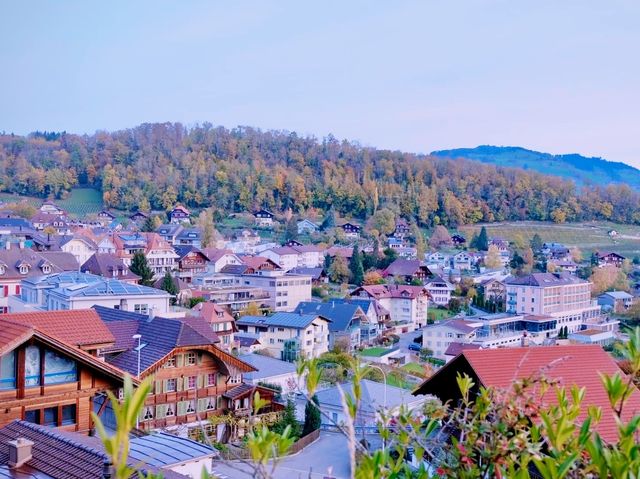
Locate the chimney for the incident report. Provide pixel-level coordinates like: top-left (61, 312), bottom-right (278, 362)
top-left (521, 331), bottom-right (529, 348)
top-left (148, 307), bottom-right (156, 321)
top-left (8, 438), bottom-right (34, 468)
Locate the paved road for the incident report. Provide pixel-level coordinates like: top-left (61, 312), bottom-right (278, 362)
top-left (211, 432), bottom-right (350, 479)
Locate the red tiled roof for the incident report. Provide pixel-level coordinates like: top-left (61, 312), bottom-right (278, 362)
top-left (1, 309), bottom-right (115, 348)
top-left (416, 345), bottom-right (640, 443)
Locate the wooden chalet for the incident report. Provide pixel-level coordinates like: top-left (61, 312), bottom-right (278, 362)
top-left (0, 311), bottom-right (130, 433)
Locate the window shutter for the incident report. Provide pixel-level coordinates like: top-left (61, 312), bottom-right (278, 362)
top-left (197, 352), bottom-right (203, 365)
top-left (176, 377), bottom-right (183, 392)
top-left (155, 404), bottom-right (166, 419)
top-left (183, 377), bottom-right (190, 390)
top-left (197, 398), bottom-right (206, 413)
top-left (162, 380), bottom-right (169, 393)
top-left (175, 354), bottom-right (184, 367)
top-left (154, 380), bottom-right (162, 395)
top-left (197, 374), bottom-right (204, 389)
top-left (177, 401), bottom-right (186, 416)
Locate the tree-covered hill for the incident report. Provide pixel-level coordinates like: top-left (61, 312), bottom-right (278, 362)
top-left (432, 145), bottom-right (640, 189)
top-left (1, 123), bottom-right (640, 227)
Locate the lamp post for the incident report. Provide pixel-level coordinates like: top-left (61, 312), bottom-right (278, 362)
top-left (132, 334), bottom-right (142, 428)
top-left (367, 364), bottom-right (387, 452)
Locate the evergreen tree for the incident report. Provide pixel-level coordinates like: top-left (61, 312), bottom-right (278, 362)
top-left (130, 252), bottom-right (154, 286)
top-left (321, 209), bottom-right (336, 231)
top-left (141, 216), bottom-right (156, 232)
top-left (284, 217), bottom-right (298, 242)
top-left (510, 251), bottom-right (525, 272)
top-left (349, 245), bottom-right (364, 285)
top-left (530, 233), bottom-right (543, 253)
top-left (378, 248), bottom-right (398, 269)
top-left (477, 226), bottom-right (489, 251)
top-left (160, 271), bottom-right (179, 305)
top-left (302, 394), bottom-right (321, 436)
top-left (272, 398), bottom-right (301, 438)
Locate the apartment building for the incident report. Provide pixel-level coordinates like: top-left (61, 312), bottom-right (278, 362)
top-left (504, 272), bottom-right (601, 334)
top-left (236, 312), bottom-right (331, 361)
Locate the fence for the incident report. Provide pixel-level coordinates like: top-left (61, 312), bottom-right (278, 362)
top-left (219, 428), bottom-right (321, 460)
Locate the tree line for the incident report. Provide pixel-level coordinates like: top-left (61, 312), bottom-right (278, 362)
top-left (1, 123), bottom-right (640, 226)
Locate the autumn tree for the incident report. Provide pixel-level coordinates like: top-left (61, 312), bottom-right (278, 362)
top-left (590, 265), bottom-right (630, 295)
top-left (570, 247), bottom-right (582, 263)
top-left (410, 223), bottom-right (426, 260)
top-left (484, 244), bottom-right (502, 269)
top-left (367, 208), bottom-right (395, 237)
top-left (429, 225), bottom-right (452, 249)
top-left (328, 255), bottom-right (350, 283)
top-left (363, 271), bottom-right (384, 285)
top-left (523, 247), bottom-right (535, 272)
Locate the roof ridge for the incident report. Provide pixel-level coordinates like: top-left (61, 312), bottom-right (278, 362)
top-left (11, 420), bottom-right (108, 459)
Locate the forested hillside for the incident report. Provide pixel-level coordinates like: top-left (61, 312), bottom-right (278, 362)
top-left (1, 123), bottom-right (640, 227)
top-left (432, 145), bottom-right (640, 189)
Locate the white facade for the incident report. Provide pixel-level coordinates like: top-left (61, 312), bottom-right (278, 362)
top-left (60, 238), bottom-right (97, 266)
top-left (240, 273), bottom-right (312, 311)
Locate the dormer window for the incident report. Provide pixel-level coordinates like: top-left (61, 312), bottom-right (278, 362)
top-left (0, 265), bottom-right (5, 276)
top-left (19, 265), bottom-right (29, 275)
top-left (41, 264), bottom-right (51, 274)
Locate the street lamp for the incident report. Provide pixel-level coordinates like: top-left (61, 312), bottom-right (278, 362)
top-left (132, 334), bottom-right (142, 428)
top-left (367, 364), bottom-right (387, 452)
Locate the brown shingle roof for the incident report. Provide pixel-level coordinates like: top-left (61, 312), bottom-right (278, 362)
top-left (0, 310), bottom-right (115, 349)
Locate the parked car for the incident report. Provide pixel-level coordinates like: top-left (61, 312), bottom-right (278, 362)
top-left (412, 335), bottom-right (422, 344)
top-left (408, 343), bottom-right (422, 352)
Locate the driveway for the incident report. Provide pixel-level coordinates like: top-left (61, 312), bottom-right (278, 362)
top-left (211, 432), bottom-right (351, 479)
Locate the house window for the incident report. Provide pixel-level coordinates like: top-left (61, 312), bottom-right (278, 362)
top-left (186, 400), bottom-right (196, 414)
top-left (187, 376), bottom-right (197, 390)
top-left (0, 351), bottom-right (16, 390)
top-left (206, 397), bottom-right (217, 410)
top-left (165, 357), bottom-right (176, 368)
top-left (24, 345), bottom-right (41, 387)
top-left (207, 373), bottom-right (217, 386)
top-left (134, 304), bottom-right (149, 315)
top-left (186, 352), bottom-right (197, 366)
top-left (165, 404), bottom-right (175, 417)
top-left (166, 378), bottom-right (177, 392)
top-left (44, 349), bottom-right (77, 384)
top-left (24, 410), bottom-right (40, 424)
top-left (43, 407), bottom-right (58, 427)
top-left (61, 404), bottom-right (76, 425)
top-left (142, 406), bottom-right (154, 421)
top-left (19, 265), bottom-right (28, 275)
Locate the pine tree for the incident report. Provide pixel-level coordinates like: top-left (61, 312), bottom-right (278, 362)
top-left (130, 252), bottom-right (154, 286)
top-left (160, 271), bottom-right (179, 305)
top-left (321, 209), bottom-right (336, 231)
top-left (477, 226), bottom-right (489, 251)
top-left (530, 233), bottom-right (543, 253)
top-left (302, 394), bottom-right (321, 436)
top-left (141, 216), bottom-right (156, 232)
top-left (273, 398), bottom-right (301, 438)
top-left (349, 245), bottom-right (364, 285)
top-left (285, 217), bottom-right (298, 242)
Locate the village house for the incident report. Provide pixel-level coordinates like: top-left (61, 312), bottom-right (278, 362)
top-left (175, 228), bottom-right (202, 248)
top-left (201, 248), bottom-right (243, 272)
top-left (129, 210), bottom-right (149, 223)
top-left (423, 275), bottom-right (454, 306)
top-left (144, 233), bottom-right (179, 278)
top-left (0, 310), bottom-right (129, 432)
top-left (189, 301), bottom-right (237, 350)
top-left (597, 290), bottom-right (634, 313)
top-left (173, 245), bottom-right (209, 283)
top-left (451, 234), bottom-right (466, 247)
top-left (0, 248), bottom-right (79, 314)
top-left (93, 306), bottom-right (276, 442)
top-left (240, 353), bottom-right (302, 394)
top-left (479, 277), bottom-right (507, 302)
top-left (541, 242), bottom-right (571, 261)
top-left (56, 234), bottom-right (98, 265)
top-left (236, 312), bottom-right (331, 361)
top-left (156, 224), bottom-right (184, 244)
top-left (382, 258), bottom-right (432, 284)
top-left (169, 205), bottom-right (191, 224)
top-left (9, 272), bottom-right (173, 315)
top-left (339, 222), bottom-right (362, 239)
top-left (351, 284), bottom-right (430, 332)
top-left (392, 219), bottom-right (411, 239)
top-left (596, 251), bottom-right (626, 268)
top-left (295, 301), bottom-right (367, 351)
top-left (331, 297), bottom-right (390, 342)
top-left (412, 345), bottom-right (640, 444)
top-left (253, 209), bottom-right (275, 228)
top-left (96, 210), bottom-right (116, 226)
top-left (80, 253), bottom-right (140, 284)
top-left (451, 251), bottom-right (474, 271)
top-left (38, 201), bottom-right (65, 216)
top-left (297, 218), bottom-right (319, 235)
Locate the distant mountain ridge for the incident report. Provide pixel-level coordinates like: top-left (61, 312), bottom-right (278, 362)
top-left (431, 146), bottom-right (640, 189)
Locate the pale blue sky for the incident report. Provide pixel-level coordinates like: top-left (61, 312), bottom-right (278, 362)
top-left (1, 1), bottom-right (639, 165)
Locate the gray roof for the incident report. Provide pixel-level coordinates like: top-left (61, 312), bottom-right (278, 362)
top-left (316, 379), bottom-right (416, 414)
top-left (600, 290), bottom-right (633, 299)
top-left (27, 272), bottom-right (171, 298)
top-left (504, 272), bottom-right (588, 287)
top-left (0, 249), bottom-right (79, 280)
top-left (294, 301), bottom-right (363, 332)
top-left (237, 312), bottom-right (330, 329)
top-left (239, 353), bottom-right (297, 380)
top-left (128, 432), bottom-right (216, 467)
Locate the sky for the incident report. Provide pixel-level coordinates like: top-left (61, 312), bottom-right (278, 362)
top-left (1, 1), bottom-right (639, 166)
